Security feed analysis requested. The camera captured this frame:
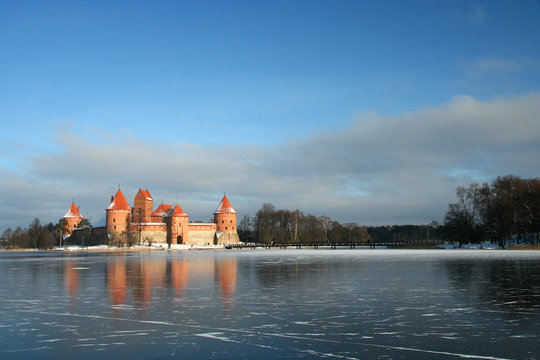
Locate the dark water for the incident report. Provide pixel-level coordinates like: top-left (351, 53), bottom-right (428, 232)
top-left (1, 249), bottom-right (540, 359)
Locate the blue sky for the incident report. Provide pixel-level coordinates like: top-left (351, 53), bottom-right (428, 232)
top-left (1, 0), bottom-right (540, 230)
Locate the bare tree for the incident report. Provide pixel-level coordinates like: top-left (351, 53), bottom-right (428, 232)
top-left (255, 203), bottom-right (277, 244)
top-left (290, 210), bottom-right (303, 245)
top-left (28, 218), bottom-right (42, 249)
top-left (319, 216), bottom-right (331, 244)
top-left (444, 184), bottom-right (484, 247)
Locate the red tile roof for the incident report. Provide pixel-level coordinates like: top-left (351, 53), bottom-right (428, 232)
top-left (167, 204), bottom-right (188, 217)
top-left (151, 204), bottom-right (172, 217)
top-left (139, 189), bottom-right (152, 201)
top-left (214, 195), bottom-right (236, 214)
top-left (107, 189), bottom-right (131, 211)
top-left (64, 202), bottom-right (83, 219)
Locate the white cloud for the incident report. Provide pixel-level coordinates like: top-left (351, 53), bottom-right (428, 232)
top-left (1, 93), bottom-right (539, 231)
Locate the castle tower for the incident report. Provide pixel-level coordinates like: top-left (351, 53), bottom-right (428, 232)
top-left (63, 202), bottom-right (83, 234)
top-left (214, 195), bottom-right (237, 233)
top-left (106, 189), bottom-right (132, 233)
top-left (164, 204), bottom-right (189, 245)
top-left (133, 189), bottom-right (153, 223)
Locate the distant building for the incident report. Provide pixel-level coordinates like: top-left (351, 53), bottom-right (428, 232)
top-left (63, 202), bottom-right (83, 234)
top-left (87, 188), bottom-right (240, 246)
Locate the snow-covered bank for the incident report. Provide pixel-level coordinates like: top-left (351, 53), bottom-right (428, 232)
top-left (54, 243), bottom-right (227, 251)
top-left (0, 243), bottom-right (227, 252)
top-left (3, 241), bottom-right (540, 252)
top-left (439, 242), bottom-right (501, 250)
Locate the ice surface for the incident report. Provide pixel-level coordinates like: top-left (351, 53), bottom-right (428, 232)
top-left (1, 249), bottom-right (539, 359)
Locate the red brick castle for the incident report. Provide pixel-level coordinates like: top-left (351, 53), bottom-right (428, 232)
top-left (64, 188), bottom-right (240, 246)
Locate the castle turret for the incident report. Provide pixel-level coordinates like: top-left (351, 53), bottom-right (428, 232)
top-left (214, 195), bottom-right (237, 233)
top-left (133, 189), bottom-right (153, 223)
top-left (106, 189), bottom-right (132, 233)
top-left (214, 195), bottom-right (239, 245)
top-left (63, 202), bottom-right (83, 234)
top-left (164, 204), bottom-right (189, 245)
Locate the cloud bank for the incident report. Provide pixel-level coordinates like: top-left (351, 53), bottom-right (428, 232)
top-left (1, 93), bottom-right (539, 231)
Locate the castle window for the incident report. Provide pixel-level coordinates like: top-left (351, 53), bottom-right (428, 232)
top-left (230, 220), bottom-right (232, 223)
top-left (113, 218), bottom-right (115, 223)
top-left (225, 226), bottom-right (228, 230)
top-left (222, 220), bottom-right (224, 224)
top-left (114, 225), bottom-right (116, 229)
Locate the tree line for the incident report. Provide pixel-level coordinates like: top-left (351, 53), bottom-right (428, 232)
top-left (442, 175), bottom-right (539, 248)
top-left (238, 203), bottom-right (370, 246)
top-left (238, 203), bottom-right (442, 246)
top-left (1, 218), bottom-right (57, 249)
top-left (0, 218), bottom-right (93, 249)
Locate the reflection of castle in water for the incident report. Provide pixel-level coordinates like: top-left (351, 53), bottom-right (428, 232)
top-left (105, 256), bottom-right (237, 313)
top-left (107, 258), bottom-right (128, 309)
top-left (64, 260), bottom-right (79, 301)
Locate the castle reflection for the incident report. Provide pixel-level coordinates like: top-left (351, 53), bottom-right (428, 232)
top-left (64, 260), bottom-right (79, 301)
top-left (106, 258), bottom-right (128, 313)
top-left (170, 258), bottom-right (189, 298)
top-left (216, 258), bottom-right (237, 312)
top-left (104, 254), bottom-right (237, 313)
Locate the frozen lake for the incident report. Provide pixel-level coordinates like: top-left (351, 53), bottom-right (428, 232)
top-left (1, 249), bottom-right (540, 359)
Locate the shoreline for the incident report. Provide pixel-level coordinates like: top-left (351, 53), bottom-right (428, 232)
top-left (0, 244), bottom-right (228, 253)
top-left (1, 242), bottom-right (539, 253)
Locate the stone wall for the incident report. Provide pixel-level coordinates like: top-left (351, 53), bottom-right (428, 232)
top-left (140, 230), bottom-right (167, 245)
top-left (216, 231), bottom-right (240, 245)
top-left (187, 230), bottom-right (217, 246)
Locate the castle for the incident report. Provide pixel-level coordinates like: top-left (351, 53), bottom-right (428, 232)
top-left (64, 188), bottom-right (240, 246)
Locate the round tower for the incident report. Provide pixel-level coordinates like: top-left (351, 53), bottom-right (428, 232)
top-left (63, 201), bottom-right (83, 234)
top-left (106, 189), bottom-right (132, 233)
top-left (214, 195), bottom-right (237, 233)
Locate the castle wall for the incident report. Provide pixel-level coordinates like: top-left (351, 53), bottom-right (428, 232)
top-left (131, 223), bottom-right (167, 244)
top-left (188, 230), bottom-right (217, 246)
top-left (139, 229), bottom-right (167, 244)
top-left (216, 231), bottom-right (240, 245)
top-left (151, 215), bottom-right (164, 223)
top-left (188, 223), bottom-right (217, 231)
